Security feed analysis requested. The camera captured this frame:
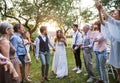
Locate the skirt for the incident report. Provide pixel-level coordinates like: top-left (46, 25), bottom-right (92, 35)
top-left (10, 56), bottom-right (22, 83)
top-left (0, 66), bottom-right (19, 83)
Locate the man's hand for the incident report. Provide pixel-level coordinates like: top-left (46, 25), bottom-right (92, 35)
top-left (72, 48), bottom-right (76, 53)
top-left (53, 48), bottom-right (56, 51)
top-left (81, 46), bottom-right (85, 50)
top-left (36, 58), bottom-right (39, 63)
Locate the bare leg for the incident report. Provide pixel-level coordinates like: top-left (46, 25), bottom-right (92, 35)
top-left (25, 62), bottom-right (31, 78)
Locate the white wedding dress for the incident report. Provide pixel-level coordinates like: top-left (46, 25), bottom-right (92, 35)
top-left (52, 41), bottom-right (68, 78)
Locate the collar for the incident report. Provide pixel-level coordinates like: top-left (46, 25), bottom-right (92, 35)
top-left (74, 30), bottom-right (79, 34)
top-left (41, 34), bottom-right (46, 38)
top-left (14, 32), bottom-right (22, 37)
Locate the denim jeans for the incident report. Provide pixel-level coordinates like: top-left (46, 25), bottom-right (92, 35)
top-left (39, 51), bottom-right (50, 77)
top-left (39, 51), bottom-right (50, 65)
top-left (18, 55), bottom-right (25, 82)
top-left (94, 50), bottom-right (109, 83)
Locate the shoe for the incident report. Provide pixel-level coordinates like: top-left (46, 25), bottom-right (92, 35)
top-left (76, 69), bottom-right (82, 74)
top-left (72, 67), bottom-right (78, 71)
top-left (84, 73), bottom-right (88, 76)
top-left (95, 80), bottom-right (104, 83)
top-left (44, 77), bottom-right (51, 81)
top-left (87, 78), bottom-right (94, 82)
top-left (41, 78), bottom-right (45, 83)
top-left (28, 74), bottom-right (31, 78)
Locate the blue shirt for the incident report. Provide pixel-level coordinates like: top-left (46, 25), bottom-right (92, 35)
top-left (82, 32), bottom-right (93, 48)
top-left (10, 32), bottom-right (27, 56)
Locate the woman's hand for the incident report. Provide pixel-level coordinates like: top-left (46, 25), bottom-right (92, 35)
top-left (95, 0), bottom-right (102, 11)
top-left (60, 38), bottom-right (65, 42)
top-left (0, 57), bottom-right (7, 65)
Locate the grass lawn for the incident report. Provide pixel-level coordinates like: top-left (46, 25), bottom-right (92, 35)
top-left (28, 39), bottom-right (117, 83)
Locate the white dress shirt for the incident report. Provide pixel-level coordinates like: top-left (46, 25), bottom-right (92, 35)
top-left (72, 30), bottom-right (82, 50)
top-left (35, 34), bottom-right (54, 59)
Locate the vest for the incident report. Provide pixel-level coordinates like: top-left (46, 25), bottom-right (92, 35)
top-left (83, 36), bottom-right (92, 53)
top-left (38, 36), bottom-right (49, 52)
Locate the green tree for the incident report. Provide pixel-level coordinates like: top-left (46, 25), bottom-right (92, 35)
top-left (0, 0), bottom-right (75, 35)
top-left (101, 0), bottom-right (120, 10)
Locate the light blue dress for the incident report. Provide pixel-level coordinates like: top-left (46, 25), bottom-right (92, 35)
top-left (101, 16), bottom-right (120, 68)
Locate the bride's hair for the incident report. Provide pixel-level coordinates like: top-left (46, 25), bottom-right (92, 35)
top-left (55, 30), bottom-right (65, 42)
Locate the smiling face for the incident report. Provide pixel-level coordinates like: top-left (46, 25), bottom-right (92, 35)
top-left (56, 30), bottom-right (63, 38)
top-left (112, 10), bottom-right (120, 20)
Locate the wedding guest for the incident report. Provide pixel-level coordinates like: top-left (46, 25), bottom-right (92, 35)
top-left (11, 24), bottom-right (27, 83)
top-left (52, 30), bottom-right (68, 78)
top-left (0, 22), bottom-right (20, 83)
top-left (72, 24), bottom-right (82, 74)
top-left (81, 24), bottom-right (95, 82)
top-left (0, 53), bottom-right (7, 65)
top-left (95, 1), bottom-right (120, 82)
top-left (92, 21), bottom-right (109, 83)
top-left (23, 31), bottom-right (32, 82)
top-left (35, 26), bottom-right (55, 83)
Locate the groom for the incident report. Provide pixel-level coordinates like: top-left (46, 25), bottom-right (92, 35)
top-left (35, 26), bottom-right (55, 83)
top-left (72, 24), bottom-right (83, 74)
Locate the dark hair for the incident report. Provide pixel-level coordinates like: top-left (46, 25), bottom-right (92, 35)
top-left (94, 21), bottom-right (101, 32)
top-left (40, 26), bottom-right (47, 33)
top-left (73, 24), bottom-right (78, 28)
top-left (14, 24), bottom-right (21, 32)
top-left (0, 22), bottom-right (12, 34)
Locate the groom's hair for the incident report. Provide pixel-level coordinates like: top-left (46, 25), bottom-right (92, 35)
top-left (73, 24), bottom-right (78, 28)
top-left (40, 26), bottom-right (47, 33)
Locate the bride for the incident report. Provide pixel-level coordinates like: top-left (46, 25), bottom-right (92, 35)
top-left (52, 30), bottom-right (68, 78)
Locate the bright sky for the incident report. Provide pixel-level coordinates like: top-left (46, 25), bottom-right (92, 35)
top-left (45, 0), bottom-right (95, 32)
top-left (81, 0), bottom-right (94, 8)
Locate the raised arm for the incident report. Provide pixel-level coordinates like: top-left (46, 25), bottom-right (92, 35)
top-left (98, 9), bottom-right (104, 25)
top-left (95, 0), bottom-right (109, 20)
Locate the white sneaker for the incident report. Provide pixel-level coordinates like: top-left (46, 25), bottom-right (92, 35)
top-left (87, 78), bottom-right (94, 82)
top-left (72, 67), bottom-right (78, 71)
top-left (76, 69), bottom-right (82, 74)
top-left (84, 73), bottom-right (88, 76)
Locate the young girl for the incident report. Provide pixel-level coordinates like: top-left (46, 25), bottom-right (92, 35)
top-left (52, 30), bottom-right (68, 78)
top-left (92, 21), bottom-right (109, 83)
top-left (23, 31), bottom-right (32, 82)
